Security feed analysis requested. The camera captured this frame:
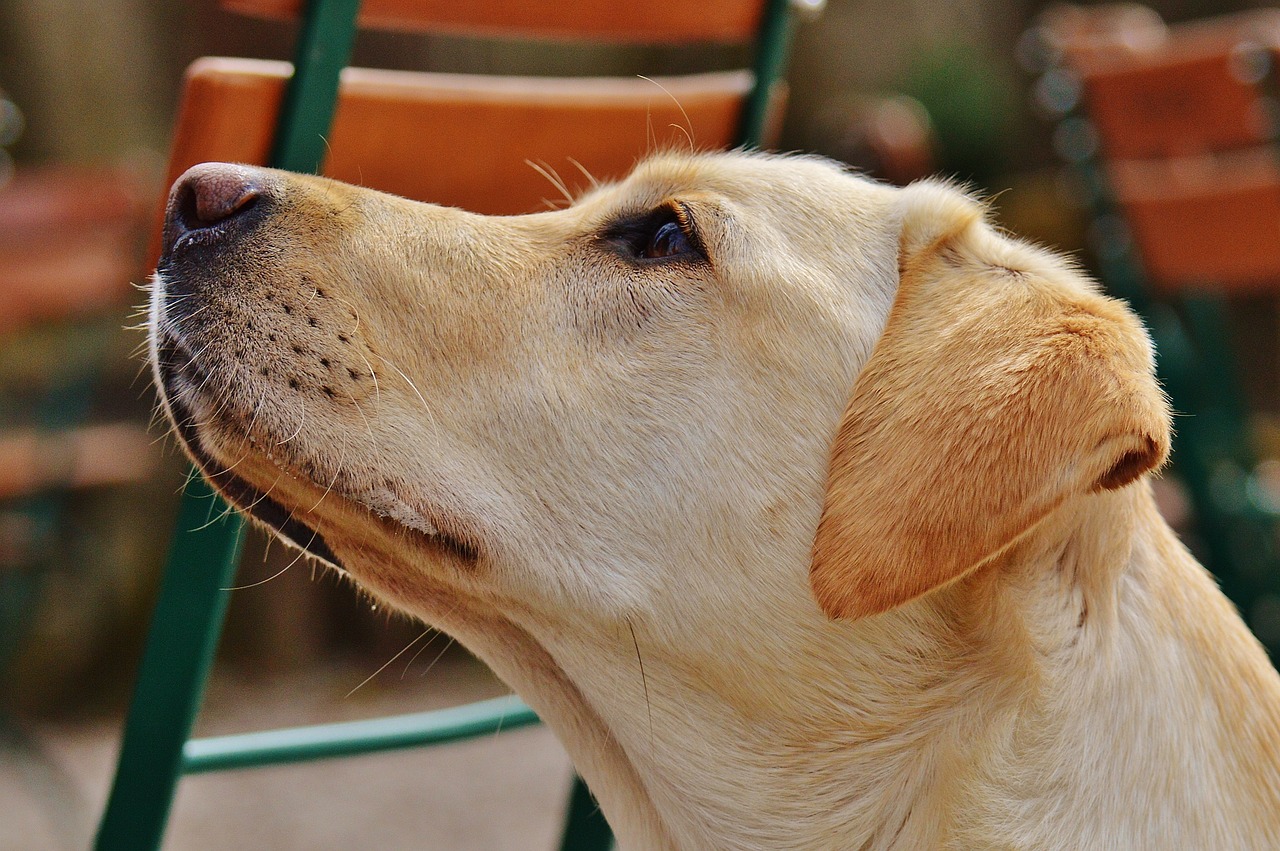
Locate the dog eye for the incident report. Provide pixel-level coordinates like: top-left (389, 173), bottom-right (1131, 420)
top-left (603, 203), bottom-right (704, 263)
top-left (644, 220), bottom-right (693, 260)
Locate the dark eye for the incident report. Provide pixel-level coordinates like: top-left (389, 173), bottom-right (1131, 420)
top-left (603, 203), bottom-right (704, 263)
top-left (643, 219), bottom-right (694, 260)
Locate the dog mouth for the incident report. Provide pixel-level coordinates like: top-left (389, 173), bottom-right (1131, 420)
top-left (155, 335), bottom-right (345, 570)
top-left (154, 333), bottom-right (483, 572)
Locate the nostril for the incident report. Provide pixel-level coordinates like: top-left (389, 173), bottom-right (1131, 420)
top-left (176, 169), bottom-right (260, 232)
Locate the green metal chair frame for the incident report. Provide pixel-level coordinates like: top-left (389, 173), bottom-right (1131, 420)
top-left (1032, 20), bottom-right (1280, 655)
top-left (94, 1), bottom-right (801, 848)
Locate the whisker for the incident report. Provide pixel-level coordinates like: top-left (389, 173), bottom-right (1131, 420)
top-left (355, 349), bottom-right (380, 403)
top-left (627, 619), bottom-right (654, 750)
top-left (669, 122), bottom-right (694, 151)
top-left (525, 159), bottom-right (574, 207)
top-left (180, 303), bottom-right (210, 322)
top-left (242, 387), bottom-right (268, 440)
top-left (182, 336), bottom-right (217, 370)
top-left (222, 546), bottom-right (306, 591)
top-left (277, 399), bottom-right (307, 445)
top-left (350, 396), bottom-right (375, 443)
top-left (306, 431), bottom-right (351, 513)
top-left (346, 629), bottom-right (432, 698)
top-left (566, 157), bottom-right (601, 191)
top-left (401, 627), bottom-right (447, 678)
top-left (375, 354), bottom-right (441, 446)
top-left (638, 75), bottom-right (696, 151)
top-left (414, 635), bottom-right (457, 681)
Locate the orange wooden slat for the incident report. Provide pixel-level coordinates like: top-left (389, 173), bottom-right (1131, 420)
top-left (1109, 150), bottom-right (1280, 293)
top-left (0, 167), bottom-right (148, 239)
top-left (1080, 48), bottom-right (1273, 160)
top-left (1060, 8), bottom-right (1280, 160)
top-left (164, 57), bottom-right (755, 217)
top-left (0, 236), bottom-right (137, 333)
top-left (0, 166), bottom-right (149, 330)
top-left (219, 0), bottom-right (766, 43)
top-left (0, 423), bottom-right (155, 499)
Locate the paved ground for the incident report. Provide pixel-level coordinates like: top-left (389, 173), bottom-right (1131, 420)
top-left (2, 652), bottom-right (576, 851)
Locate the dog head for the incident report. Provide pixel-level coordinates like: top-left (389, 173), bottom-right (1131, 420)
top-left (150, 151), bottom-right (1168, 636)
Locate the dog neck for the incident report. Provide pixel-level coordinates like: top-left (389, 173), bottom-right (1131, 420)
top-left (405, 482), bottom-right (1280, 849)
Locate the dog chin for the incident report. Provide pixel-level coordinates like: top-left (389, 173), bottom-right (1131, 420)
top-left (157, 374), bottom-right (346, 570)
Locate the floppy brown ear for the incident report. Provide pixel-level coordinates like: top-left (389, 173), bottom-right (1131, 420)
top-left (810, 181), bottom-right (1171, 620)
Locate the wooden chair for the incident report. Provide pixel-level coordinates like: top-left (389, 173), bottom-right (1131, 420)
top-left (162, 60), bottom-right (765, 219)
top-left (0, 163), bottom-right (155, 661)
top-left (1029, 5), bottom-right (1280, 650)
top-left (0, 158), bottom-right (157, 851)
top-left (0, 164), bottom-right (155, 510)
top-left (95, 1), bottom-right (804, 848)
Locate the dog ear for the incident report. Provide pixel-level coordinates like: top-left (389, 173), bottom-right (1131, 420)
top-left (810, 181), bottom-right (1171, 620)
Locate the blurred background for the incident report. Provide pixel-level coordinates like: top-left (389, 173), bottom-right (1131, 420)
top-left (3, 0), bottom-right (1280, 847)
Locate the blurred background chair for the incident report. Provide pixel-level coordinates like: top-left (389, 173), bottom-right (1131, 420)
top-left (0, 163), bottom-right (154, 677)
top-left (0, 94), bottom-right (161, 850)
top-left (95, 1), bottom-right (806, 849)
top-left (1026, 4), bottom-right (1280, 652)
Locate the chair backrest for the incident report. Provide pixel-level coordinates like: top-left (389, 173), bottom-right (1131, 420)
top-left (168, 59), bottom-right (763, 215)
top-left (153, 0), bottom-right (788, 260)
top-left (1057, 8), bottom-right (1280, 293)
top-left (223, 0), bottom-right (771, 42)
top-left (1106, 150), bottom-right (1280, 291)
top-left (1072, 25), bottom-right (1277, 158)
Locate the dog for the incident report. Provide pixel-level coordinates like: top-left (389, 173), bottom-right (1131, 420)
top-left (150, 151), bottom-right (1280, 849)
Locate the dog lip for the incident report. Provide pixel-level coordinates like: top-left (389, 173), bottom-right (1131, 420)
top-left (153, 334), bottom-right (479, 569)
top-left (155, 336), bottom-right (344, 571)
top-left (354, 489), bottom-right (481, 563)
top-left (162, 224), bottom-right (229, 259)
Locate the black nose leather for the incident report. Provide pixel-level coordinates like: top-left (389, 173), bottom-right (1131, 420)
top-left (161, 163), bottom-right (265, 258)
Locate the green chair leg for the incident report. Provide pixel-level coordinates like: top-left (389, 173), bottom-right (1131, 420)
top-left (559, 774), bottom-right (614, 851)
top-left (94, 477), bottom-right (245, 851)
top-left (738, 0), bottom-right (796, 148)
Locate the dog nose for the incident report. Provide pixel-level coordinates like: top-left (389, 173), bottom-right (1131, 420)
top-left (162, 163), bottom-right (266, 257)
top-left (177, 163), bottom-right (260, 227)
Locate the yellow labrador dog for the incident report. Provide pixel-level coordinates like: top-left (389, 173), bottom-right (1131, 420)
top-left (150, 152), bottom-right (1280, 849)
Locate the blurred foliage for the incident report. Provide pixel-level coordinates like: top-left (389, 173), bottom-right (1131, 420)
top-left (898, 42), bottom-right (1022, 190)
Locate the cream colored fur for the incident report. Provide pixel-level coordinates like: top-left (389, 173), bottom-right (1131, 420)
top-left (150, 151), bottom-right (1280, 849)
